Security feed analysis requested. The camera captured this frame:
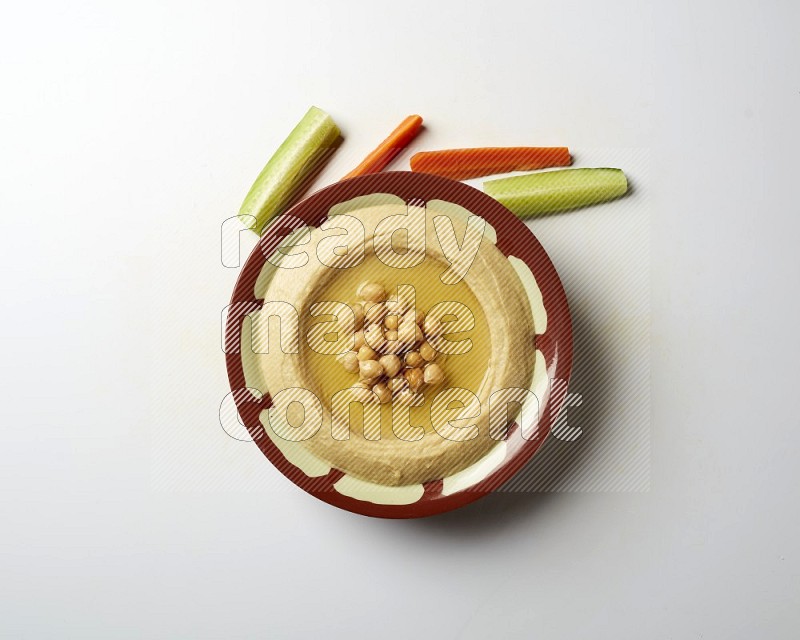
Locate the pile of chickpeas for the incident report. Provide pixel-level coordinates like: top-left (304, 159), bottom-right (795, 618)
top-left (338, 281), bottom-right (446, 404)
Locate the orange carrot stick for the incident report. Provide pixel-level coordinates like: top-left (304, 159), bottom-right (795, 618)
top-left (410, 147), bottom-right (572, 181)
top-left (341, 115), bottom-right (423, 180)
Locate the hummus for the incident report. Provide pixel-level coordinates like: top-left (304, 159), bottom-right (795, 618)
top-left (250, 198), bottom-right (535, 486)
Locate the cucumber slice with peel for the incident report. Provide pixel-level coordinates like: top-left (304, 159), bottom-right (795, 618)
top-left (239, 106), bottom-right (341, 234)
top-left (483, 168), bottom-right (628, 218)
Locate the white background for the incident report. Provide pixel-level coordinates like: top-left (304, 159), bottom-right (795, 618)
top-left (2, 0), bottom-right (798, 638)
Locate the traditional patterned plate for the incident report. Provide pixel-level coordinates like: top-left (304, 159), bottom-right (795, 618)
top-left (225, 172), bottom-right (572, 518)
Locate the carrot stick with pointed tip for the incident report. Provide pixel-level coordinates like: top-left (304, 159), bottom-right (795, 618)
top-left (341, 115), bottom-right (423, 180)
top-left (410, 147), bottom-right (571, 181)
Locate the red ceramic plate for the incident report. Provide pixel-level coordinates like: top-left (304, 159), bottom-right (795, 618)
top-left (225, 171), bottom-right (572, 518)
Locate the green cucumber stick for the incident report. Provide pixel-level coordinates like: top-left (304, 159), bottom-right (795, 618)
top-left (483, 168), bottom-right (628, 218)
top-left (239, 106), bottom-right (341, 233)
